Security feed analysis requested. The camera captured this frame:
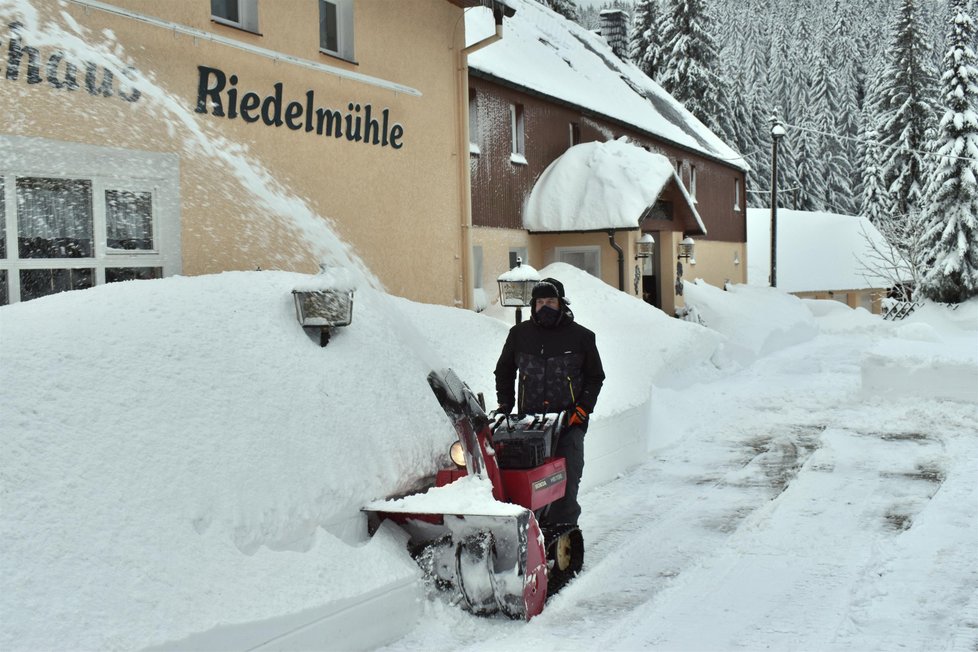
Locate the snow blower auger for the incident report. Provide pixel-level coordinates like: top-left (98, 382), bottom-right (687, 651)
top-left (363, 368), bottom-right (584, 620)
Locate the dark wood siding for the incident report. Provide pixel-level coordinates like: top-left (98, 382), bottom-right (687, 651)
top-left (469, 75), bottom-right (747, 243)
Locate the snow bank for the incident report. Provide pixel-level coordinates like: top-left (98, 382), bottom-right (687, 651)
top-left (682, 281), bottom-right (818, 367)
top-left (0, 272), bottom-right (454, 650)
top-left (861, 301), bottom-right (978, 404)
top-left (0, 265), bottom-right (720, 650)
top-left (803, 298), bottom-right (977, 404)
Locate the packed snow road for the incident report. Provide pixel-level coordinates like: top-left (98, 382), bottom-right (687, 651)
top-left (382, 330), bottom-right (978, 651)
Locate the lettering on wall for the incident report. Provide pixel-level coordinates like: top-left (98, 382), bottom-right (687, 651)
top-left (1, 22), bottom-right (141, 102)
top-left (195, 65), bottom-right (405, 149)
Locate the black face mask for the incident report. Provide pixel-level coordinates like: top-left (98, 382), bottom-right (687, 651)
top-left (534, 304), bottom-right (562, 328)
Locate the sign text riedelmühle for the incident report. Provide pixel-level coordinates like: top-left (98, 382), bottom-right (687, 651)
top-left (1, 21), bottom-right (405, 151)
top-left (195, 66), bottom-right (405, 149)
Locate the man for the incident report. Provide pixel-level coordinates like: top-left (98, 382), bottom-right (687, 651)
top-left (493, 277), bottom-right (605, 528)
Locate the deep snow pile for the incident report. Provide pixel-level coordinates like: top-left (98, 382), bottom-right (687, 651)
top-left (0, 264), bottom-right (717, 650)
top-left (682, 280), bottom-right (819, 368)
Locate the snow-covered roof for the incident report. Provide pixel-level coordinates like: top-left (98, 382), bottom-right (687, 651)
top-left (746, 208), bottom-right (898, 293)
top-left (465, 0), bottom-right (747, 171)
top-left (524, 137), bottom-right (706, 233)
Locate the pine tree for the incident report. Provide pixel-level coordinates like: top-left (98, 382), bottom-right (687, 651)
top-left (920, 0), bottom-right (978, 303)
top-left (657, 0), bottom-right (726, 138)
top-left (860, 120), bottom-right (891, 225)
top-left (629, 0), bottom-right (662, 81)
top-left (823, 2), bottom-right (861, 214)
top-left (810, 51), bottom-right (851, 213)
top-left (874, 0), bottom-right (940, 222)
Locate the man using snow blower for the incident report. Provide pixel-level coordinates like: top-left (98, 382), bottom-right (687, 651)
top-left (493, 277), bottom-right (605, 531)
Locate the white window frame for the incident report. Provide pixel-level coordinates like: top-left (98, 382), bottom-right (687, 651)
top-left (508, 247), bottom-right (528, 270)
top-left (0, 136), bottom-right (181, 305)
top-left (510, 103), bottom-right (526, 164)
top-left (319, 0), bottom-right (355, 62)
top-left (211, 0), bottom-right (260, 34)
top-left (690, 165), bottom-right (698, 203)
top-left (734, 178), bottom-right (742, 211)
top-left (554, 245), bottom-right (601, 278)
top-left (569, 121), bottom-right (580, 146)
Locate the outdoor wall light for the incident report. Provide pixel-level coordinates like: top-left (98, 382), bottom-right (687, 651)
top-left (293, 265), bottom-right (355, 347)
top-left (497, 258), bottom-right (541, 325)
top-left (678, 236), bottom-right (695, 261)
top-left (635, 232), bottom-right (655, 260)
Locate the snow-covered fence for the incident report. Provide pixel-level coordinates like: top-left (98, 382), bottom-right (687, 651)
top-left (882, 299), bottom-right (922, 321)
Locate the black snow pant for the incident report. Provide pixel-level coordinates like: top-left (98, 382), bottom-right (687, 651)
top-left (543, 425), bottom-right (585, 527)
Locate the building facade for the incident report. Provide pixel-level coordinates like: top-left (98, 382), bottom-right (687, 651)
top-left (466, 0), bottom-right (748, 317)
top-left (0, 0), bottom-right (496, 306)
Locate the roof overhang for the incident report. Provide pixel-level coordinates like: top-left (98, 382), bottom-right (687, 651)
top-left (523, 138), bottom-right (707, 236)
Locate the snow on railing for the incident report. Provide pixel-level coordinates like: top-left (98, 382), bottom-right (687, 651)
top-left (882, 299), bottom-right (922, 321)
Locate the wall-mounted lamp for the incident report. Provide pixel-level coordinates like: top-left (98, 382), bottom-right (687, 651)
top-left (293, 265), bottom-right (355, 347)
top-left (678, 236), bottom-right (695, 261)
top-left (497, 258), bottom-right (541, 325)
top-left (635, 232), bottom-right (655, 260)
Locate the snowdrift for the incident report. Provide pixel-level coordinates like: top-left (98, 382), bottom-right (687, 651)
top-left (682, 280), bottom-right (818, 367)
top-left (0, 267), bottom-right (718, 650)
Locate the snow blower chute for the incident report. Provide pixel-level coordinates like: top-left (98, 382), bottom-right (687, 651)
top-left (363, 368), bottom-right (583, 620)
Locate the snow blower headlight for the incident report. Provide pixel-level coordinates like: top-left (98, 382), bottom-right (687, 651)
top-left (449, 440), bottom-right (466, 468)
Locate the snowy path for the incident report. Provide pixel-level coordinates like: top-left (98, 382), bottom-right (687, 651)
top-left (382, 332), bottom-right (978, 651)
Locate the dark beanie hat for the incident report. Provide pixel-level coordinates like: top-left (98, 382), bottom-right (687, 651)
top-left (531, 278), bottom-right (570, 304)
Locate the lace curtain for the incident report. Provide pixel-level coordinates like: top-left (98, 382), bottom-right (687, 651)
top-left (16, 178), bottom-right (94, 258)
top-left (105, 190), bottom-right (153, 249)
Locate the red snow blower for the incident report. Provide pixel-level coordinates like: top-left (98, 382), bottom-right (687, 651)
top-left (363, 368), bottom-right (584, 620)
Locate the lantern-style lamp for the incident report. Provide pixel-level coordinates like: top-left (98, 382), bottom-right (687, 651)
top-left (497, 258), bottom-right (541, 325)
top-left (635, 232), bottom-right (655, 259)
top-left (678, 236), bottom-right (695, 261)
top-left (293, 265), bottom-right (355, 347)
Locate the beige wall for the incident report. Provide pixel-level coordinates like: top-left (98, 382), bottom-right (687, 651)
top-left (681, 240), bottom-right (747, 289)
top-left (471, 226), bottom-right (749, 317)
top-left (0, 1), bottom-right (469, 305)
top-left (797, 289), bottom-right (885, 314)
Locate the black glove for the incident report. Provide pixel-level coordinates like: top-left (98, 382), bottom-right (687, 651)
top-left (489, 405), bottom-right (511, 425)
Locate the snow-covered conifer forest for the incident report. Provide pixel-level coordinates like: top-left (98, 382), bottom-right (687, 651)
top-left (566, 0), bottom-right (978, 302)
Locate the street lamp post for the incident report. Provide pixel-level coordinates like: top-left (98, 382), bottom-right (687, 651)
top-left (497, 258), bottom-right (540, 326)
top-left (769, 116), bottom-right (786, 288)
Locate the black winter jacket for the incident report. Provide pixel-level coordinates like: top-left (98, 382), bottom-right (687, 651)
top-left (494, 310), bottom-right (605, 416)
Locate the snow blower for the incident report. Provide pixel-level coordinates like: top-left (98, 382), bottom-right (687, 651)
top-left (363, 368), bottom-right (584, 620)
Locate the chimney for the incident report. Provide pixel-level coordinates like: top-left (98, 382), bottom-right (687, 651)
top-left (599, 9), bottom-right (629, 60)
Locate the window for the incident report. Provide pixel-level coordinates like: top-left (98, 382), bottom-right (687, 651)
top-left (319, 0), bottom-right (355, 61)
top-left (508, 248), bottom-right (527, 270)
top-left (211, 0), bottom-right (260, 33)
top-left (510, 103), bottom-right (526, 164)
top-left (0, 137), bottom-right (180, 304)
top-left (555, 246), bottom-right (601, 278)
top-left (690, 165), bottom-right (697, 202)
top-left (569, 121), bottom-right (580, 146)
top-left (468, 88), bottom-right (480, 155)
top-left (734, 178), bottom-right (742, 211)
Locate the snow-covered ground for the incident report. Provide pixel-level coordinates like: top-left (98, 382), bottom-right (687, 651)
top-left (2, 264), bottom-right (976, 651)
